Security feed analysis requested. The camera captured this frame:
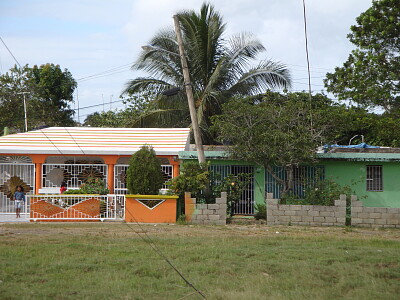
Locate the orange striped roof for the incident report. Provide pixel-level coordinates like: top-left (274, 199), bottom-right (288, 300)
top-left (0, 127), bottom-right (190, 155)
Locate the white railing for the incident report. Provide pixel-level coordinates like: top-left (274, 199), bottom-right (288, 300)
top-left (27, 194), bottom-right (121, 221)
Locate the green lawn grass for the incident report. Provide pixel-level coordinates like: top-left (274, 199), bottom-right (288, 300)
top-left (0, 223), bottom-right (399, 300)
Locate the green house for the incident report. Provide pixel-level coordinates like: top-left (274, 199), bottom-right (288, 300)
top-left (179, 147), bottom-right (400, 215)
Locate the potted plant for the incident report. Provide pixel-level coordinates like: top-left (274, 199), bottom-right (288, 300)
top-left (125, 145), bottom-right (178, 223)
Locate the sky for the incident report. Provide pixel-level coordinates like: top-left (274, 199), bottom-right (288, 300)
top-left (0, 0), bottom-right (373, 123)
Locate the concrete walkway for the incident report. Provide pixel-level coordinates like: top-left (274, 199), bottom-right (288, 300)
top-left (0, 214), bottom-right (29, 223)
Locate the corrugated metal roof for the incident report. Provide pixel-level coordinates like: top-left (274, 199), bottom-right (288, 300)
top-left (0, 127), bottom-right (190, 155)
top-left (317, 152), bottom-right (400, 161)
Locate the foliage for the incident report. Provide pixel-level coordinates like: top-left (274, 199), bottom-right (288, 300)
top-left (167, 161), bottom-right (210, 202)
top-left (280, 177), bottom-right (355, 208)
top-left (213, 92), bottom-right (335, 196)
top-left (0, 64), bottom-right (77, 132)
top-left (123, 3), bottom-right (290, 144)
top-left (324, 0), bottom-right (400, 112)
top-left (126, 145), bottom-right (164, 195)
top-left (254, 203), bottom-right (266, 220)
top-left (63, 177), bottom-right (109, 195)
top-left (176, 214), bottom-right (188, 225)
top-left (214, 173), bottom-right (252, 215)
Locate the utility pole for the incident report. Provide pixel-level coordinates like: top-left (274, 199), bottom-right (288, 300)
top-left (173, 15), bottom-right (206, 164)
top-left (17, 92), bottom-right (29, 132)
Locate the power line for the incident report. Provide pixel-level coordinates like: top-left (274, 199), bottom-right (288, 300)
top-left (0, 36), bottom-right (22, 68)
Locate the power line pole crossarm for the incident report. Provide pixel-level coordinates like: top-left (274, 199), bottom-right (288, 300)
top-left (173, 15), bottom-right (206, 164)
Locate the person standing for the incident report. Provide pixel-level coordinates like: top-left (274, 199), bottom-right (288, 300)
top-left (60, 182), bottom-right (67, 194)
top-left (14, 185), bottom-right (25, 218)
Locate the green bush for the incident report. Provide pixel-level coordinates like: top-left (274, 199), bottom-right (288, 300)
top-left (63, 177), bottom-right (109, 195)
top-left (254, 203), bottom-right (266, 220)
top-left (126, 145), bottom-right (164, 195)
top-left (167, 161), bottom-right (210, 213)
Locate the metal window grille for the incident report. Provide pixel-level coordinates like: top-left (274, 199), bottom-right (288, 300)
top-left (210, 165), bottom-right (254, 215)
top-left (366, 165), bottom-right (383, 191)
top-left (114, 164), bottom-right (173, 195)
top-left (265, 165), bottom-right (325, 199)
top-left (42, 164), bottom-right (108, 189)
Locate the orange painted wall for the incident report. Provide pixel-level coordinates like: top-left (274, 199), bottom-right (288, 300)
top-left (125, 195), bottom-right (178, 223)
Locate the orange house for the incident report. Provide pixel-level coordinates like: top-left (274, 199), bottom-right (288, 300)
top-left (0, 127), bottom-right (190, 216)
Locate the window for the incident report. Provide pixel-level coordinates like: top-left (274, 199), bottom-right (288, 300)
top-left (366, 165), bottom-right (383, 191)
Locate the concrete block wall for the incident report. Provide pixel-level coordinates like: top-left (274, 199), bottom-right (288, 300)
top-left (266, 193), bottom-right (347, 226)
top-left (351, 196), bottom-right (400, 228)
top-left (184, 192), bottom-right (227, 225)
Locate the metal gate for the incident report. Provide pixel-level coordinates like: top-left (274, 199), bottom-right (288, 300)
top-left (210, 165), bottom-right (254, 215)
top-left (0, 163), bottom-right (35, 216)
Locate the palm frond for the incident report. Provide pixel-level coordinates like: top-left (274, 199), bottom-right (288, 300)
top-left (122, 78), bottom-right (175, 96)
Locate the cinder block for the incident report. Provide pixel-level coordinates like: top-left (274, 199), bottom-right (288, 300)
top-left (358, 213), bottom-right (370, 219)
top-left (296, 210), bottom-right (308, 216)
top-left (280, 216), bottom-right (290, 222)
top-left (203, 209), bottom-right (214, 214)
top-left (290, 216), bottom-right (301, 222)
top-left (301, 216), bottom-right (314, 222)
top-left (339, 194), bottom-right (347, 201)
top-left (266, 199), bottom-right (278, 205)
top-left (371, 224), bottom-right (383, 229)
top-left (315, 206), bottom-right (327, 212)
top-left (325, 206), bottom-right (335, 212)
top-left (267, 205), bottom-right (278, 211)
top-left (219, 214), bottom-right (226, 220)
top-left (216, 197), bottom-right (226, 204)
top-left (272, 210), bottom-right (285, 216)
top-left (388, 208), bottom-right (400, 214)
top-left (351, 218), bottom-right (363, 224)
top-left (374, 208), bottom-right (387, 213)
top-left (208, 204), bottom-right (219, 210)
top-left (196, 215), bottom-right (207, 220)
top-left (314, 216), bottom-right (325, 223)
top-left (301, 205), bottom-right (312, 211)
top-left (374, 218), bottom-right (387, 225)
top-left (214, 220), bottom-right (226, 225)
top-left (198, 204), bottom-right (207, 210)
top-left (363, 218), bottom-right (375, 224)
top-left (284, 210), bottom-right (296, 216)
top-left (387, 218), bottom-right (399, 225)
top-left (335, 212), bottom-right (346, 218)
top-left (336, 217), bottom-right (346, 224)
top-left (322, 223), bottom-right (334, 226)
top-left (208, 215), bottom-right (220, 221)
top-left (352, 206), bottom-right (363, 213)
top-left (334, 200), bottom-right (346, 207)
top-left (369, 213), bottom-right (382, 219)
top-left (320, 211), bottom-right (334, 217)
top-left (216, 209), bottom-right (227, 216)
top-left (325, 217), bottom-right (336, 223)
top-left (280, 205), bottom-right (290, 210)
top-left (290, 205), bottom-right (302, 211)
top-left (308, 210), bottom-right (319, 217)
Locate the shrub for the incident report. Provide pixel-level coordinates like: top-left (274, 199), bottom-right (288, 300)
top-left (254, 203), bottom-right (266, 220)
top-left (63, 177), bottom-right (109, 195)
top-left (126, 145), bottom-right (164, 195)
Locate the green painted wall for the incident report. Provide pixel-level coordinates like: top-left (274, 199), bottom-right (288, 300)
top-left (324, 160), bottom-right (400, 208)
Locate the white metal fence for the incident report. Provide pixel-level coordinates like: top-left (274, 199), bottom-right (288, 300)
top-left (0, 163), bottom-right (35, 215)
top-left (42, 164), bottom-right (108, 188)
top-left (114, 164), bottom-right (173, 194)
top-left (28, 194), bottom-right (120, 221)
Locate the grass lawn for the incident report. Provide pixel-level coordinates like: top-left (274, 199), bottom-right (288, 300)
top-left (0, 223), bottom-right (399, 300)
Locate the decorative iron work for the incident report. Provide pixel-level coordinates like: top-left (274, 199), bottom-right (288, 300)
top-left (0, 156), bottom-right (32, 164)
top-left (0, 176), bottom-right (31, 200)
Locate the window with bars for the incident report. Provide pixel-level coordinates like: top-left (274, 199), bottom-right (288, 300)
top-left (366, 165), bottom-right (383, 191)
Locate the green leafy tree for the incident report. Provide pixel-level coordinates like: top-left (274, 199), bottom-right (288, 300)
top-left (123, 3), bottom-right (291, 143)
top-left (213, 92), bottom-right (337, 196)
top-left (0, 64), bottom-right (77, 131)
top-left (126, 145), bottom-right (164, 195)
top-left (324, 0), bottom-right (400, 112)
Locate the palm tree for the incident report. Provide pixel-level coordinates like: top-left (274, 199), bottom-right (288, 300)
top-left (123, 3), bottom-right (291, 144)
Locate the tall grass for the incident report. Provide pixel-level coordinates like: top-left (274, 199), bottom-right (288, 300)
top-left (0, 223), bottom-right (399, 299)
